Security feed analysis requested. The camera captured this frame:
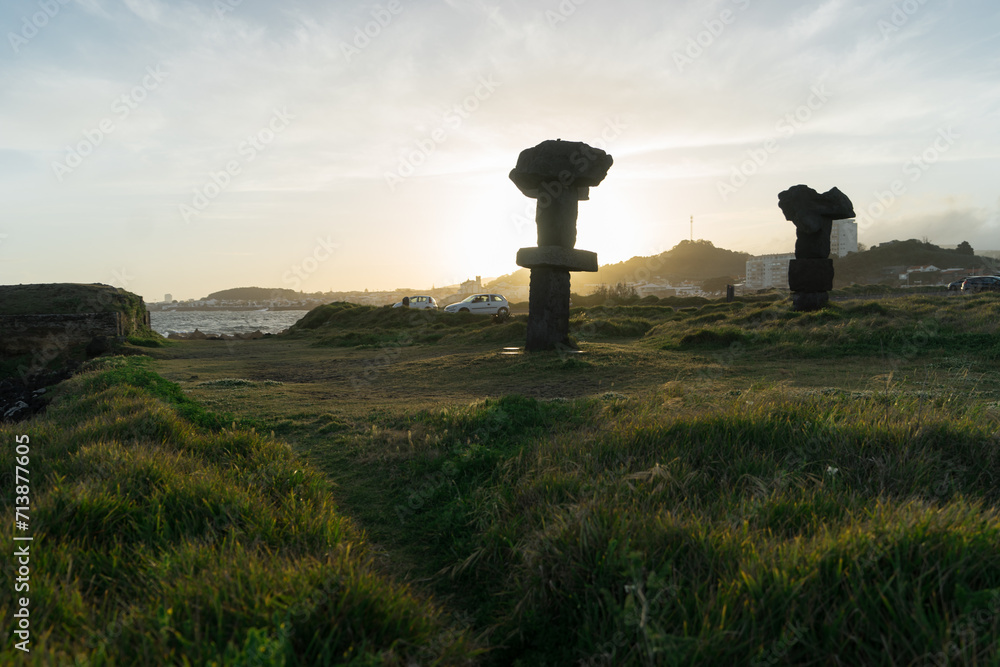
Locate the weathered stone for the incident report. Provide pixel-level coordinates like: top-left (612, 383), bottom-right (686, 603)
top-left (509, 139), bottom-right (613, 197)
top-left (525, 267), bottom-right (572, 352)
top-left (778, 185), bottom-right (855, 259)
top-left (516, 246), bottom-right (598, 272)
top-left (788, 258), bottom-right (834, 293)
top-left (86, 336), bottom-right (111, 358)
top-left (511, 139), bottom-right (612, 351)
top-left (0, 312), bottom-right (126, 356)
top-left (792, 292), bottom-right (829, 311)
top-left (535, 187), bottom-right (580, 248)
top-left (779, 184), bottom-right (854, 311)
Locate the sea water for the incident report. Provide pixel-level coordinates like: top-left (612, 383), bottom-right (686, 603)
top-left (149, 310), bottom-right (309, 336)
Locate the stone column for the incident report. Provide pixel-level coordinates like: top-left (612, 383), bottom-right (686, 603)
top-left (509, 139), bottom-right (613, 351)
top-left (517, 246), bottom-right (599, 351)
top-left (778, 185), bottom-right (855, 312)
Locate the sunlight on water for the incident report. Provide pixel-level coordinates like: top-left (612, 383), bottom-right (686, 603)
top-left (149, 310), bottom-right (309, 336)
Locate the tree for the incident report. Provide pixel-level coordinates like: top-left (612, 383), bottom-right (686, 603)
top-left (956, 240), bottom-right (974, 255)
top-left (593, 282), bottom-right (638, 304)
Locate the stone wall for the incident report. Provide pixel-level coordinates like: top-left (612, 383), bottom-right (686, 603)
top-left (0, 312), bottom-right (135, 356)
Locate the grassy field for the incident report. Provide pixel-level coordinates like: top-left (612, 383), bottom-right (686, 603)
top-left (3, 294), bottom-right (1000, 665)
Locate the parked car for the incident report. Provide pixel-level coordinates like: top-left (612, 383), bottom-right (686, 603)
top-left (392, 295), bottom-right (438, 309)
top-left (960, 276), bottom-right (1000, 293)
top-left (947, 278), bottom-right (967, 291)
top-left (444, 293), bottom-right (509, 317)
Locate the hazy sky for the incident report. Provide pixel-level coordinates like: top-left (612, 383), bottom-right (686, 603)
top-left (2, 0), bottom-right (998, 301)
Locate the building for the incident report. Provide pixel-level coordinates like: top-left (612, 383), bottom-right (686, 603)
top-left (459, 276), bottom-right (482, 294)
top-left (745, 253), bottom-right (795, 290)
top-left (164, 293), bottom-right (173, 303)
top-left (830, 219), bottom-right (858, 257)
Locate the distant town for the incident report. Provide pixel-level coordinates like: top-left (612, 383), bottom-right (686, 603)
top-left (148, 223), bottom-right (1000, 311)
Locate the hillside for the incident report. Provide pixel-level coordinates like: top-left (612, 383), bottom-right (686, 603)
top-left (489, 239), bottom-right (750, 289)
top-left (832, 239), bottom-right (996, 286)
top-left (202, 286), bottom-right (322, 301)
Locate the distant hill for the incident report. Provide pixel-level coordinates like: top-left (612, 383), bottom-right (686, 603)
top-left (488, 240), bottom-right (751, 289)
top-left (203, 287), bottom-right (323, 301)
top-left (832, 239), bottom-right (996, 286)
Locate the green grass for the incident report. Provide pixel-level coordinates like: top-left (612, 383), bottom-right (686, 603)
top-left (0, 283), bottom-right (147, 319)
top-left (4, 293), bottom-right (1000, 665)
top-left (316, 387), bottom-right (1000, 666)
top-left (0, 357), bottom-right (480, 665)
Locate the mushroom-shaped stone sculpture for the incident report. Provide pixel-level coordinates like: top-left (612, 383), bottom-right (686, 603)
top-left (509, 139), bottom-right (613, 249)
top-left (509, 139), bottom-right (613, 352)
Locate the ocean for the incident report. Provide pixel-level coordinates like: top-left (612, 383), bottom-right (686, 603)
top-left (149, 310), bottom-right (309, 336)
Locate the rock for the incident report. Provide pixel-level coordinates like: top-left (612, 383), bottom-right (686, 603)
top-left (788, 258), bottom-right (834, 292)
top-left (792, 292), bottom-right (830, 311)
top-left (516, 246), bottom-right (599, 272)
top-left (3, 400), bottom-right (29, 421)
top-left (779, 184), bottom-right (854, 311)
top-left (86, 335), bottom-right (111, 357)
top-left (511, 139), bottom-right (612, 351)
top-left (526, 267), bottom-right (573, 351)
top-left (778, 185), bottom-right (855, 259)
top-left (509, 139), bottom-right (613, 197)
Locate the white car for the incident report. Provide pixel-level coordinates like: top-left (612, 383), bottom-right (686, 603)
top-left (392, 295), bottom-right (438, 309)
top-left (444, 293), bottom-right (509, 317)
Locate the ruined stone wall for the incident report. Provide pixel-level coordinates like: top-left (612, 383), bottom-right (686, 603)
top-left (0, 312), bottom-right (127, 356)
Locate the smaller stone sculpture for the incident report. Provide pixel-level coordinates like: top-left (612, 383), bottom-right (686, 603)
top-left (778, 185), bottom-right (855, 311)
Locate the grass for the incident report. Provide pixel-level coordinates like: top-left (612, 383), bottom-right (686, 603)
top-left (296, 387), bottom-right (1000, 666)
top-left (0, 284), bottom-right (147, 319)
top-left (4, 293), bottom-right (1000, 665)
top-left (0, 356), bottom-right (480, 665)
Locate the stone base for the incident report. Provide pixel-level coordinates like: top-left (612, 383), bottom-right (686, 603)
top-left (791, 292), bottom-right (829, 311)
top-left (525, 267), bottom-right (573, 352)
top-left (788, 258), bottom-right (834, 292)
top-left (516, 246), bottom-right (598, 272)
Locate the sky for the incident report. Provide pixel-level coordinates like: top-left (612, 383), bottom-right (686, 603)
top-left (1, 0), bottom-right (998, 302)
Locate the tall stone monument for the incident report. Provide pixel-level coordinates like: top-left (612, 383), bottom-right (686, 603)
top-left (510, 139), bottom-right (613, 351)
top-left (778, 184), bottom-right (856, 311)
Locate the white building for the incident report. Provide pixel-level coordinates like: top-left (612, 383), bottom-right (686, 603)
top-left (745, 253), bottom-right (795, 290)
top-left (459, 276), bottom-right (482, 294)
top-left (830, 218), bottom-right (858, 257)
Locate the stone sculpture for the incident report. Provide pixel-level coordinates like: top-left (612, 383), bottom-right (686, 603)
top-left (778, 184), bottom-right (855, 311)
top-left (510, 139), bottom-right (613, 351)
